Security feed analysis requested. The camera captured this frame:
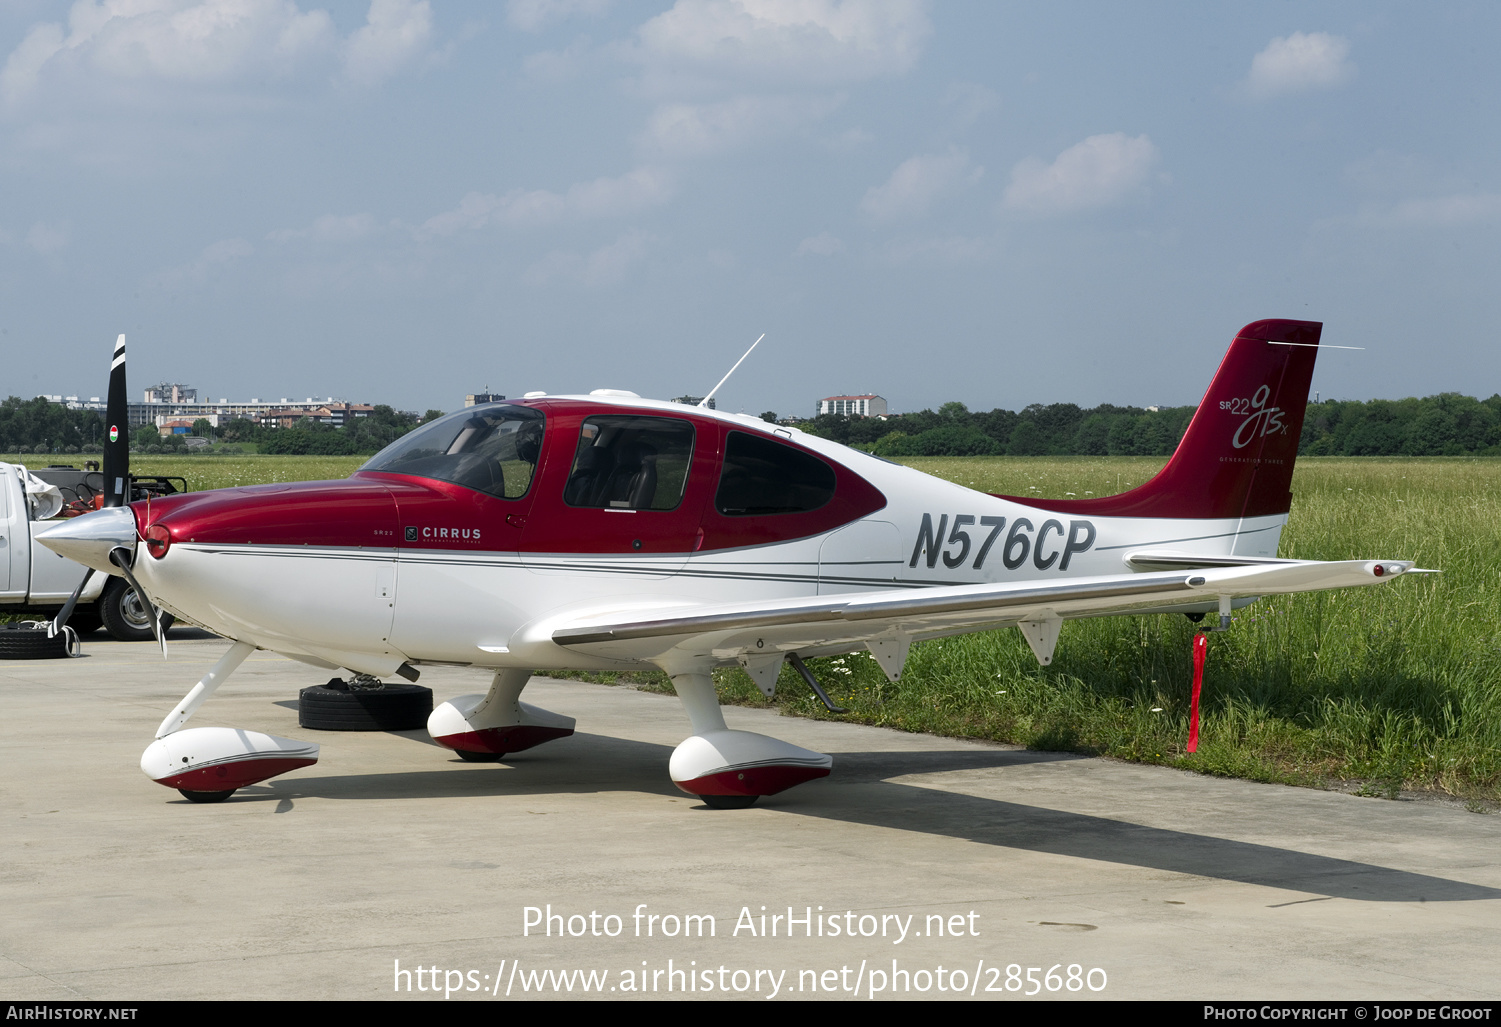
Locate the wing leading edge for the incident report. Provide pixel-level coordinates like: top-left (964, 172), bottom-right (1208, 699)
top-left (551, 559), bottom-right (1419, 670)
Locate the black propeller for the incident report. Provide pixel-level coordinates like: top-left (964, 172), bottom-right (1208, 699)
top-left (52, 334), bottom-right (167, 657)
top-left (102, 333), bottom-right (129, 508)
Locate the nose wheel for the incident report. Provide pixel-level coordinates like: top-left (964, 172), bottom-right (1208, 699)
top-left (455, 749), bottom-right (507, 763)
top-left (178, 789), bottom-right (235, 803)
top-left (699, 794), bottom-right (758, 810)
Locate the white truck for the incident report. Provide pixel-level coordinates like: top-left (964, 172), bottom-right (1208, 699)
top-left (1, 462), bottom-right (174, 640)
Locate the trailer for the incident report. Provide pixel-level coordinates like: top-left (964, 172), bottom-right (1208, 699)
top-left (1, 462), bottom-right (180, 640)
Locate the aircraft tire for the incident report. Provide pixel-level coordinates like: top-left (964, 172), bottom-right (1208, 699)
top-left (699, 794), bottom-right (758, 810)
top-left (0, 624), bottom-right (71, 659)
top-left (298, 682), bottom-right (433, 731)
top-left (456, 749), bottom-right (506, 762)
top-left (178, 789), bottom-right (235, 803)
top-left (99, 577), bottom-right (175, 642)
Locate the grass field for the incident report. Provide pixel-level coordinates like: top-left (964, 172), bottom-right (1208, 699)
top-left (9, 451), bottom-right (1498, 801)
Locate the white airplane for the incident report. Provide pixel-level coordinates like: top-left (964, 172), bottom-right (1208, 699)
top-left (39, 320), bottom-right (1422, 807)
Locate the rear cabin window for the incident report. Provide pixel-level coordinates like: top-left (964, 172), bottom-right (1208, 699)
top-left (715, 431), bottom-right (836, 516)
top-left (564, 415), bottom-right (695, 511)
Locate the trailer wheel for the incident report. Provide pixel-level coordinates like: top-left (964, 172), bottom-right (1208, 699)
top-left (0, 624), bottom-right (72, 659)
top-left (299, 681), bottom-right (433, 731)
top-left (99, 577), bottom-right (174, 642)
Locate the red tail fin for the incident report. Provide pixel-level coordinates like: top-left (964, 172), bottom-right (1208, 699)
top-left (1006, 319), bottom-right (1321, 519)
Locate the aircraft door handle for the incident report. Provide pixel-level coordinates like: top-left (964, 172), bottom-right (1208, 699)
top-left (506, 514), bottom-right (527, 529)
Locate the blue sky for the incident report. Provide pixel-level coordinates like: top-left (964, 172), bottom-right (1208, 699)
top-left (1, 1), bottom-right (1497, 418)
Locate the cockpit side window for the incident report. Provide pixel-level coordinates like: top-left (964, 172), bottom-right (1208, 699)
top-left (360, 404), bottom-right (544, 499)
top-left (715, 431), bottom-right (836, 516)
top-left (564, 415), bottom-right (695, 511)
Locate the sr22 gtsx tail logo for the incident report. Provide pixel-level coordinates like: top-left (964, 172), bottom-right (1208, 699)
top-left (1224, 384), bottom-right (1286, 448)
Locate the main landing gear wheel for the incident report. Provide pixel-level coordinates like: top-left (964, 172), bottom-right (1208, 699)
top-left (699, 794), bottom-right (758, 810)
top-left (299, 680), bottom-right (433, 731)
top-left (456, 749), bottom-right (506, 762)
top-left (178, 789), bottom-right (235, 803)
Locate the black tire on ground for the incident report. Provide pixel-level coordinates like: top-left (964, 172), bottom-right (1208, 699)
top-left (299, 682), bottom-right (434, 731)
top-left (0, 624), bottom-right (71, 660)
top-left (178, 789), bottom-right (235, 803)
top-left (99, 576), bottom-right (175, 642)
top-left (699, 794), bottom-right (758, 810)
top-left (456, 749), bottom-right (506, 762)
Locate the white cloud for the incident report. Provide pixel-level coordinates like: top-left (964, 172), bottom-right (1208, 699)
top-left (149, 236), bottom-right (254, 289)
top-left (344, 0), bottom-right (434, 87)
top-left (2, 1), bottom-right (337, 105)
top-left (1002, 133), bottom-right (1158, 216)
top-left (1361, 193), bottom-right (1501, 229)
top-left (796, 231), bottom-right (844, 256)
top-left (634, 0), bottom-right (929, 86)
top-left (267, 212), bottom-right (381, 243)
top-left (1245, 32), bottom-right (1354, 98)
top-left (524, 230), bottom-right (654, 287)
top-left (1, 0), bottom-right (436, 108)
top-left (942, 81), bottom-right (999, 127)
top-left (879, 235), bottom-right (988, 264)
top-left (507, 0), bottom-right (614, 33)
top-left (26, 222), bottom-right (70, 255)
top-left (861, 146), bottom-right (980, 220)
top-left (521, 38), bottom-right (596, 82)
top-left (418, 167), bottom-right (675, 238)
top-left (643, 93), bottom-right (842, 158)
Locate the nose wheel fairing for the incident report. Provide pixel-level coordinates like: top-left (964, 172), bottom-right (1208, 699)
top-left (142, 728), bottom-right (319, 793)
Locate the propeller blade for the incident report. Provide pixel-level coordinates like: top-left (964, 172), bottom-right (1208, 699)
top-left (51, 568), bottom-right (93, 635)
top-left (102, 334), bottom-right (129, 508)
top-left (109, 547), bottom-right (167, 659)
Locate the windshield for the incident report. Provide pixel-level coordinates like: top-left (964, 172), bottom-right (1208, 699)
top-left (361, 404), bottom-right (544, 499)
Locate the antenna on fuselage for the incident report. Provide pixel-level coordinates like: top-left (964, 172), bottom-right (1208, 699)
top-left (699, 333), bottom-right (765, 409)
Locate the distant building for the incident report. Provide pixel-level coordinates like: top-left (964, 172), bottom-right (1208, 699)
top-left (257, 403), bottom-right (374, 429)
top-left (156, 415), bottom-right (219, 431)
top-left (57, 383), bottom-right (378, 428)
top-left (465, 392), bottom-right (506, 407)
top-left (671, 395), bottom-right (715, 410)
top-left (143, 383), bottom-right (198, 404)
top-left (816, 394), bottom-right (887, 418)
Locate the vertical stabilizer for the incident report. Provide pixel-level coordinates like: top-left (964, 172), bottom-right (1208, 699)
top-left (1002, 319), bottom-right (1322, 520)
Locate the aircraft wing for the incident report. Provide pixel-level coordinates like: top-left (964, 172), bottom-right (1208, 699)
top-left (550, 558), bottom-right (1419, 670)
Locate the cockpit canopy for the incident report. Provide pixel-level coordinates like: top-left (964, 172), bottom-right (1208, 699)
top-left (361, 404), bottom-right (543, 499)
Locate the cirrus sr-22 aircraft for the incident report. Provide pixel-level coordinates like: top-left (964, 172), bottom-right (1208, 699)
top-left (39, 319), bottom-right (1423, 808)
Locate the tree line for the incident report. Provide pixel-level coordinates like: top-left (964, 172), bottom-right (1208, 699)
top-left (797, 392), bottom-right (1501, 457)
top-left (0, 397), bottom-right (445, 456)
